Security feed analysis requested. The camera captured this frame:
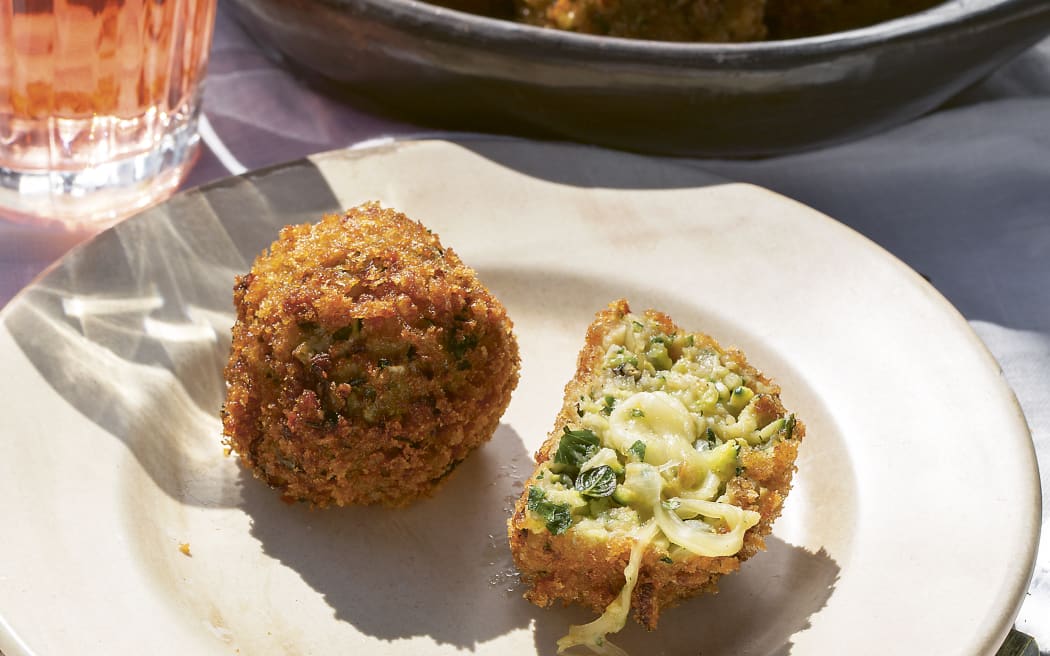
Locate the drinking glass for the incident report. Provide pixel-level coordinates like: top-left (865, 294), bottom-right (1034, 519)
top-left (0, 0), bottom-right (217, 228)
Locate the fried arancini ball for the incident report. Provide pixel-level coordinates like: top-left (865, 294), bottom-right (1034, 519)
top-left (221, 202), bottom-right (520, 507)
top-left (508, 300), bottom-right (802, 653)
top-left (514, 0), bottom-right (767, 42)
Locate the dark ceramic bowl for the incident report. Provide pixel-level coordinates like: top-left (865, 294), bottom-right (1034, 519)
top-left (225, 0), bottom-right (1050, 157)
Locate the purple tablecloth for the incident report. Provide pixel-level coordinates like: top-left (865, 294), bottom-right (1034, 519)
top-left (1, 3), bottom-right (1048, 652)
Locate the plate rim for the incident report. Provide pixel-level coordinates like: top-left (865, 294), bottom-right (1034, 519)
top-left (0, 136), bottom-right (1040, 656)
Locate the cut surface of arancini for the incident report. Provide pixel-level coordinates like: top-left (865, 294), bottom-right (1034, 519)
top-left (222, 202), bottom-right (520, 507)
top-left (508, 299), bottom-right (803, 653)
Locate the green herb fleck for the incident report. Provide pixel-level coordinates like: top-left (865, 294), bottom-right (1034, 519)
top-left (377, 358), bottom-right (390, 369)
top-left (632, 320), bottom-right (644, 332)
top-left (527, 487), bottom-right (572, 535)
top-left (706, 427), bottom-right (717, 444)
top-left (631, 408), bottom-right (646, 418)
top-left (448, 331), bottom-right (478, 360)
top-left (553, 427), bottom-right (600, 476)
top-left (335, 318), bottom-right (365, 341)
top-left (628, 440), bottom-right (646, 461)
top-left (660, 555), bottom-right (674, 564)
top-left (574, 466), bottom-right (617, 498)
top-left (601, 395), bottom-right (616, 416)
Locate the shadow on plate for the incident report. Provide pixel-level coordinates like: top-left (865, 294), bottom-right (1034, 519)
top-left (0, 159), bottom-right (343, 509)
top-left (240, 423), bottom-right (539, 648)
top-left (240, 421), bottom-right (839, 654)
top-left (530, 536), bottom-right (839, 656)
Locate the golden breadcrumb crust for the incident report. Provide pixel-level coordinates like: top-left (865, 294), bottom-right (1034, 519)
top-left (222, 202), bottom-right (520, 507)
top-left (508, 299), bottom-right (802, 629)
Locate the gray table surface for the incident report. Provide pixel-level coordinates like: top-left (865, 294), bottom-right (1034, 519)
top-left (1, 4), bottom-right (1047, 653)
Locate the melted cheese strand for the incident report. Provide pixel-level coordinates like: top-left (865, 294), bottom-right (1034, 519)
top-left (680, 469), bottom-right (722, 501)
top-left (658, 498), bottom-right (760, 557)
top-left (626, 463), bottom-right (760, 558)
top-left (556, 521), bottom-right (661, 655)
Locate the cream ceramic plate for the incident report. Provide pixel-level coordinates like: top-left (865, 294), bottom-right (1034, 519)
top-left (0, 139), bottom-right (1039, 656)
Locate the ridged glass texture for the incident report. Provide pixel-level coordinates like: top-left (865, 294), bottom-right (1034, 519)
top-left (0, 0), bottom-right (217, 227)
